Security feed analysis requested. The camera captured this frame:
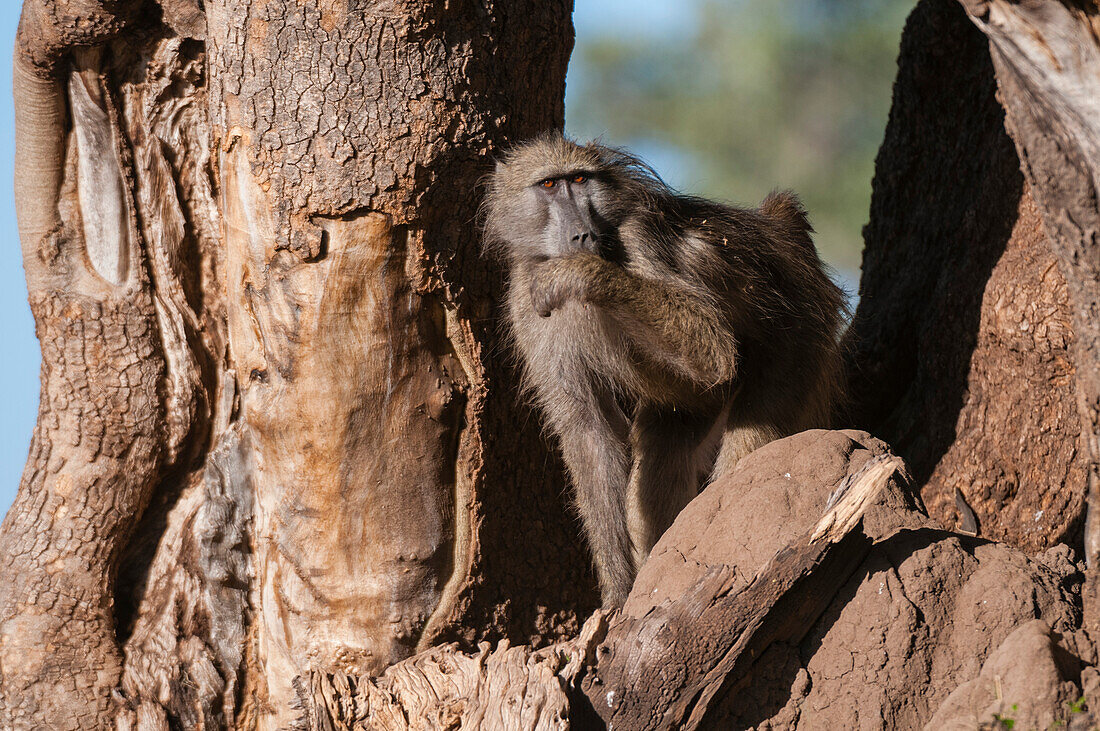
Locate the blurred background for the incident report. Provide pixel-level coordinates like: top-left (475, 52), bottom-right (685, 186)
top-left (566, 0), bottom-right (911, 276)
top-left (0, 0), bottom-right (911, 513)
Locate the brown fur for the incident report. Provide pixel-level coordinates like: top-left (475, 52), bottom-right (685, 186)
top-left (483, 134), bottom-right (847, 606)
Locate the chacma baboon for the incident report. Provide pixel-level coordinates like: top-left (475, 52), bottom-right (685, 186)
top-left (483, 134), bottom-right (846, 607)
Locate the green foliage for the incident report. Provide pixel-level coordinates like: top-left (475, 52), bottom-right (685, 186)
top-left (567, 0), bottom-right (912, 273)
top-left (992, 704), bottom-right (1018, 728)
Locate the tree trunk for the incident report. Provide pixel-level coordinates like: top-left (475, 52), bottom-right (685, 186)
top-left (953, 0), bottom-right (1100, 566)
top-left (0, 2), bottom-right (582, 728)
top-left (845, 0), bottom-right (1089, 554)
top-left (282, 2), bottom-right (1100, 727)
top-left (8, 0), bottom-right (1100, 729)
top-left (953, 0), bottom-right (1100, 638)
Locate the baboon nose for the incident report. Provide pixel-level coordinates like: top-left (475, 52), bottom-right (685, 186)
top-left (572, 231), bottom-right (592, 244)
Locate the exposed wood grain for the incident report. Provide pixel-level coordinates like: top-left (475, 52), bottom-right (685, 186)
top-left (0, 37), bottom-right (167, 729)
top-left (5, 1), bottom-right (582, 726)
top-left (298, 611), bottom-right (610, 731)
top-left (204, 1), bottom-right (580, 725)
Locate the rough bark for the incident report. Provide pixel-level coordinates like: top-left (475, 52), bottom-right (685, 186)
top-left (298, 430), bottom-right (1095, 730)
top-left (2, 2), bottom-right (584, 728)
top-left (1, 24), bottom-right (168, 728)
top-left (953, 0), bottom-right (1100, 571)
top-left (204, 4), bottom-right (584, 724)
top-left (846, 0), bottom-right (1089, 553)
top-left (8, 0), bottom-right (1100, 728)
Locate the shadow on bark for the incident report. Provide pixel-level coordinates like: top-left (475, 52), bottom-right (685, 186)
top-left (717, 527), bottom-right (993, 728)
top-left (845, 0), bottom-right (1087, 551)
top-left (847, 0), bottom-right (1019, 471)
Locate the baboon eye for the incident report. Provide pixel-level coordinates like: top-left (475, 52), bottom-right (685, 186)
top-left (572, 174), bottom-right (588, 184)
top-left (540, 179), bottom-right (556, 189)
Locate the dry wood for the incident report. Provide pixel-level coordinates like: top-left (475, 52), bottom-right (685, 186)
top-left (205, 3), bottom-right (578, 723)
top-left (0, 27), bottom-right (168, 729)
top-left (8, 0), bottom-right (1100, 727)
top-left (297, 611), bottom-right (610, 731)
top-left (297, 454), bottom-right (913, 731)
top-left (2, 2), bottom-right (581, 727)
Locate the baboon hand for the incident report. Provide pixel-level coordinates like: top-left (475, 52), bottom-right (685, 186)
top-left (529, 255), bottom-right (599, 317)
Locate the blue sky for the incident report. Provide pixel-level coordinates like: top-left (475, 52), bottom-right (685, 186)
top-left (0, 4), bottom-right (36, 515)
top-left (0, 1), bottom-right (693, 514)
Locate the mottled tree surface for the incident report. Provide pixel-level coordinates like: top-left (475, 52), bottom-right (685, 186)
top-left (954, 0), bottom-right (1100, 573)
top-left (1, 2), bottom-right (586, 728)
top-left (6, 0), bottom-right (1100, 728)
top-left (846, 0), bottom-right (1088, 553)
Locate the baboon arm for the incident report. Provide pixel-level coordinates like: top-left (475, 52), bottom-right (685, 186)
top-left (533, 253), bottom-right (738, 391)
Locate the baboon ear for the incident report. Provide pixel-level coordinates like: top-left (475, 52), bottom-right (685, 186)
top-left (494, 159), bottom-right (506, 176)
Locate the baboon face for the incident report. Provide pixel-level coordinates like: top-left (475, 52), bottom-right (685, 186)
top-left (530, 171), bottom-right (614, 258)
top-left (497, 165), bottom-right (617, 260)
top-left (485, 136), bottom-right (625, 262)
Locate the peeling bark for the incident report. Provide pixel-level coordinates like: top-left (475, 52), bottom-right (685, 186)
top-left (11, 0), bottom-right (1100, 727)
top-left (204, 2), bottom-right (579, 724)
top-left (1, 41), bottom-right (167, 730)
top-left (298, 611), bottom-right (610, 731)
top-left (4, 1), bottom-right (580, 727)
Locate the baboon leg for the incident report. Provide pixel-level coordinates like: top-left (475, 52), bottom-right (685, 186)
top-left (711, 384), bottom-right (789, 480)
top-left (544, 384), bottom-right (635, 607)
top-left (626, 404), bottom-right (717, 571)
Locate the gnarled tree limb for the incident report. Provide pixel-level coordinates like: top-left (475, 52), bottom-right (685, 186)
top-left (585, 454), bottom-right (914, 730)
